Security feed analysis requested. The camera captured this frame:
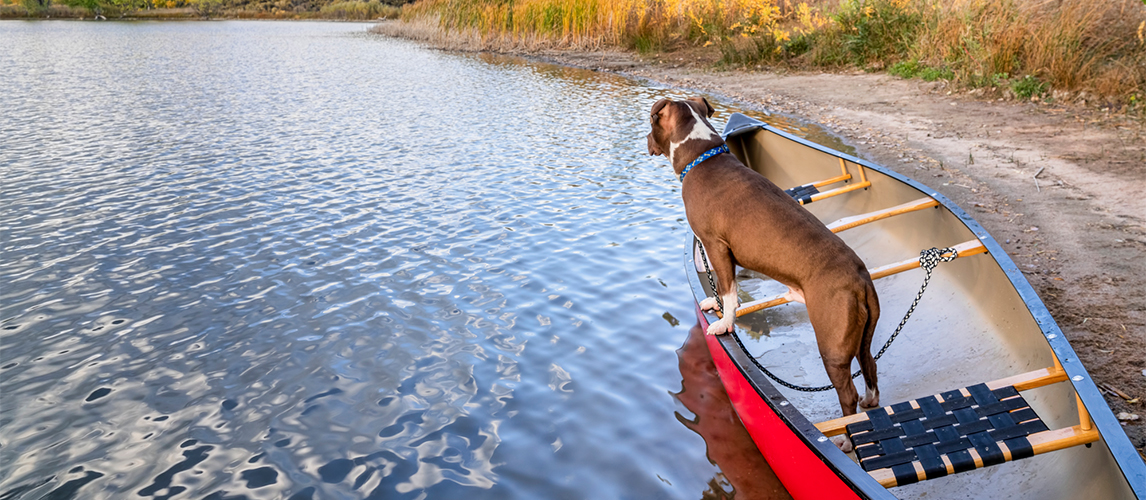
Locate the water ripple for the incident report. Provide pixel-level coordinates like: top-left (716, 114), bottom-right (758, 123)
top-left (0, 20), bottom-right (843, 500)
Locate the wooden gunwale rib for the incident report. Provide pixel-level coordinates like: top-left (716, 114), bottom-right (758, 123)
top-left (685, 113), bottom-right (1145, 499)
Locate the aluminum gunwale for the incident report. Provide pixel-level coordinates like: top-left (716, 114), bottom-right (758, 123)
top-left (681, 113), bottom-right (1145, 498)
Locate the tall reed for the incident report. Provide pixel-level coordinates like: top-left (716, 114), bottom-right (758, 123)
top-left (319, 0), bottom-right (399, 19)
top-left (397, 0), bottom-right (1146, 103)
top-left (401, 0), bottom-right (788, 50)
top-left (908, 0), bottom-right (1144, 98)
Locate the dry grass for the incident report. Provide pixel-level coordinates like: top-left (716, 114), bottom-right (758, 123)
top-left (374, 16), bottom-right (524, 50)
top-left (0, 2), bottom-right (94, 17)
top-left (390, 0), bottom-right (1146, 105)
top-left (399, 0), bottom-right (790, 51)
top-left (910, 0), bottom-right (1145, 101)
top-left (319, 0), bottom-right (399, 19)
top-left (0, 0), bottom-right (403, 19)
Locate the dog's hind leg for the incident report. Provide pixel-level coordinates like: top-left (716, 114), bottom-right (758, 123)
top-left (699, 240), bottom-right (739, 336)
top-left (858, 282), bottom-right (881, 409)
top-left (808, 291), bottom-right (865, 453)
top-left (820, 337), bottom-right (862, 452)
top-left (807, 289), bottom-right (864, 417)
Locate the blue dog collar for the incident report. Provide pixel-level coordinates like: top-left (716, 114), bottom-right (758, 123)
top-left (679, 144), bottom-right (729, 182)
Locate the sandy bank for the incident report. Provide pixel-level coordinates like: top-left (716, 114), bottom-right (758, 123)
top-left (373, 20), bottom-right (1145, 459)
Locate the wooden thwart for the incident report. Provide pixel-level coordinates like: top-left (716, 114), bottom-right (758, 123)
top-left (808, 173), bottom-right (852, 189)
top-left (733, 239), bottom-right (987, 318)
top-left (825, 197), bottom-right (940, 233)
top-left (799, 181), bottom-right (872, 205)
top-left (869, 240), bottom-right (987, 280)
top-left (786, 158), bottom-right (852, 192)
top-left (785, 159), bottom-right (873, 206)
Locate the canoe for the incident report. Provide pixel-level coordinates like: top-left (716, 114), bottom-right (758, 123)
top-left (684, 112), bottom-right (1145, 499)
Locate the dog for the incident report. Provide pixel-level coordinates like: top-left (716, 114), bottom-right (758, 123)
top-left (647, 97), bottom-right (881, 448)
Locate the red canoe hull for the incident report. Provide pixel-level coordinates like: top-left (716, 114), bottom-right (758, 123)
top-left (699, 306), bottom-right (863, 500)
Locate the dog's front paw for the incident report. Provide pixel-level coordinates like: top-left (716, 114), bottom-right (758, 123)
top-left (831, 435), bottom-right (854, 453)
top-left (705, 318), bottom-right (734, 336)
top-left (699, 297), bottom-right (718, 311)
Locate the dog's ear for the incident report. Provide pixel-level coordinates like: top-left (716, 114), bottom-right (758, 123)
top-left (687, 96), bottom-right (715, 118)
top-left (649, 98), bottom-right (671, 122)
top-left (647, 98), bottom-right (670, 156)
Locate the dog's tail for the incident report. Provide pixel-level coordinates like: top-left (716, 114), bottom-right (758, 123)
top-left (857, 281), bottom-right (880, 397)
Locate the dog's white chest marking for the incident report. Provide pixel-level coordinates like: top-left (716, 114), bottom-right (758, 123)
top-left (668, 106), bottom-right (719, 165)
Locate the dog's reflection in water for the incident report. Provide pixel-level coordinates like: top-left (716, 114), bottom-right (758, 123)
top-left (675, 320), bottom-right (793, 500)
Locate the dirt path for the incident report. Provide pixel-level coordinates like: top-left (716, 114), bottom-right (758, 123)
top-left (371, 21), bottom-right (1145, 457)
top-left (537, 49), bottom-right (1146, 458)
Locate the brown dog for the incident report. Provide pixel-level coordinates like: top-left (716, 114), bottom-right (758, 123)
top-left (647, 97), bottom-right (881, 437)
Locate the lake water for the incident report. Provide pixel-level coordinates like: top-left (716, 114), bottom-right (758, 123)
top-left (1, 20), bottom-right (846, 500)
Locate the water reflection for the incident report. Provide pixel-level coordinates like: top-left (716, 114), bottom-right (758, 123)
top-left (675, 321), bottom-right (793, 500)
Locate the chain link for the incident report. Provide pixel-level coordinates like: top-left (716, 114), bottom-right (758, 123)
top-left (695, 237), bottom-right (958, 392)
top-left (695, 238), bottom-right (723, 315)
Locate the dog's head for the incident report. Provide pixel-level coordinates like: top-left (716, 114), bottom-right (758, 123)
top-left (646, 97), bottom-right (718, 164)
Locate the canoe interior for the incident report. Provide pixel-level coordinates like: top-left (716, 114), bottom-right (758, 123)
top-left (695, 117), bottom-right (1139, 499)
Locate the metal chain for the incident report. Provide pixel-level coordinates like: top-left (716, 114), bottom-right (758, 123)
top-left (871, 246), bottom-right (957, 362)
top-left (696, 237), bottom-right (957, 392)
top-left (694, 237), bottom-right (723, 315)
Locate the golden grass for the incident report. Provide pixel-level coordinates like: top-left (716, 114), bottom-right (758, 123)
top-left (0, 2), bottom-right (94, 17)
top-left (912, 0), bottom-right (1145, 98)
top-left (401, 0), bottom-right (790, 50)
top-left (394, 0), bottom-right (1146, 104)
top-left (374, 16), bottom-right (524, 51)
top-left (319, 1), bottom-right (399, 19)
top-left (0, 0), bottom-right (400, 19)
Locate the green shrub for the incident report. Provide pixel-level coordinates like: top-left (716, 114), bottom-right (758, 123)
top-left (783, 32), bottom-right (813, 58)
top-left (719, 36), bottom-right (780, 67)
top-left (1011, 75), bottom-right (1048, 99)
top-left (889, 60), bottom-right (953, 81)
top-left (630, 34), bottom-right (659, 54)
top-left (889, 59), bottom-right (922, 78)
top-left (20, 0), bottom-right (49, 15)
top-left (832, 0), bottom-right (922, 66)
top-left (919, 66), bottom-right (954, 81)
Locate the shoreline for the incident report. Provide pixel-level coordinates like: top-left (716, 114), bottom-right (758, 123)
top-left (0, 16), bottom-right (385, 21)
top-left (0, 7), bottom-right (392, 21)
top-left (373, 21), bottom-right (1146, 458)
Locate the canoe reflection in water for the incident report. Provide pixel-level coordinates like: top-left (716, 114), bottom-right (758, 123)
top-left (675, 320), bottom-right (793, 500)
